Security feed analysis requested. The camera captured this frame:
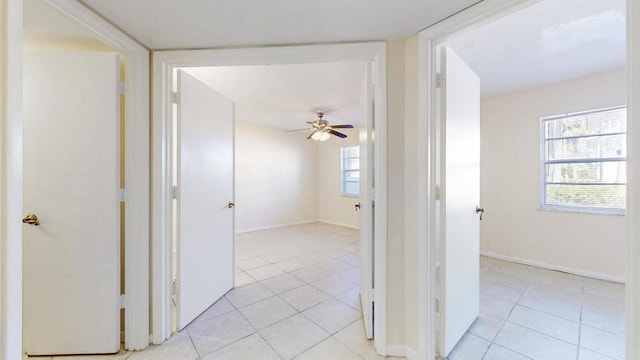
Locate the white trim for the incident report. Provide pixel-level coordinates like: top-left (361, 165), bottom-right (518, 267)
top-left (627, 0), bottom-right (640, 359)
top-left (318, 220), bottom-right (359, 230)
top-left (235, 220), bottom-right (318, 234)
top-left (405, 347), bottom-right (419, 360)
top-left (481, 251), bottom-right (625, 284)
top-left (152, 42), bottom-right (388, 353)
top-left (386, 345), bottom-right (406, 357)
top-left (19, 0), bottom-right (150, 351)
top-left (1, 0), bottom-right (23, 358)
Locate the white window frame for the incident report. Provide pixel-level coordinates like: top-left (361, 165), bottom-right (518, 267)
top-left (540, 105), bottom-right (627, 215)
top-left (341, 145), bottom-right (360, 197)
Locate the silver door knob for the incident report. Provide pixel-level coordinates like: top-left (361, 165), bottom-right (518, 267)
top-left (228, 202), bottom-right (235, 208)
top-left (355, 203), bottom-right (361, 212)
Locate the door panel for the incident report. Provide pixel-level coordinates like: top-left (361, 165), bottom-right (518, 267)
top-left (438, 45), bottom-right (481, 357)
top-left (359, 63), bottom-right (375, 339)
top-left (23, 50), bottom-right (120, 355)
top-left (176, 70), bottom-right (235, 330)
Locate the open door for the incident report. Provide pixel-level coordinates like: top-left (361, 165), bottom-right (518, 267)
top-left (436, 45), bottom-right (481, 357)
top-left (23, 50), bottom-right (121, 355)
top-left (359, 62), bottom-right (375, 339)
top-left (175, 70), bottom-right (235, 330)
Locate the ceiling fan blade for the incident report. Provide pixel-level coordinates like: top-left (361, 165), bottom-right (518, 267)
top-left (306, 132), bottom-right (315, 140)
top-left (329, 124), bottom-right (354, 129)
top-left (285, 128), bottom-right (310, 132)
top-left (328, 129), bottom-right (347, 138)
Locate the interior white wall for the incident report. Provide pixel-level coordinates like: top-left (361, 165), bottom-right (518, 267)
top-left (235, 121), bottom-right (319, 232)
top-left (481, 69), bottom-right (627, 279)
top-left (318, 127), bottom-right (360, 229)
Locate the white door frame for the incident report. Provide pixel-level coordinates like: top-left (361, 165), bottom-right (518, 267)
top-left (0, 0), bottom-right (150, 356)
top-left (416, 0), bottom-right (640, 359)
top-left (151, 42), bottom-right (389, 354)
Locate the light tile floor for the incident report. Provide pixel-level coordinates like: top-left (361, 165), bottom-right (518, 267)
top-left (27, 223), bottom-right (625, 360)
top-left (30, 222), bottom-right (398, 360)
top-left (446, 256), bottom-right (625, 360)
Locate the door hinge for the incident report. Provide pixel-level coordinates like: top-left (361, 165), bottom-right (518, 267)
top-left (435, 185), bottom-right (441, 201)
top-left (171, 185), bottom-right (178, 199)
top-left (119, 188), bottom-right (126, 202)
top-left (119, 81), bottom-right (126, 96)
top-left (435, 297), bottom-right (440, 313)
top-left (171, 92), bottom-right (179, 104)
top-left (436, 73), bottom-right (443, 88)
top-left (120, 294), bottom-right (126, 309)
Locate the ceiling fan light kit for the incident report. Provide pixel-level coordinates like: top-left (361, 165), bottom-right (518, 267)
top-left (303, 111), bottom-right (354, 142)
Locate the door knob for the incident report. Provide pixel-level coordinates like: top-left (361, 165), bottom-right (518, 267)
top-left (22, 213), bottom-right (40, 226)
top-left (475, 206), bottom-right (484, 220)
top-left (355, 203), bottom-right (361, 212)
top-left (228, 202), bottom-right (235, 208)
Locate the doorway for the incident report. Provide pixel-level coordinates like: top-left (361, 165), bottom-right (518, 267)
top-left (421, 0), bottom-right (628, 358)
top-left (151, 43), bottom-right (388, 353)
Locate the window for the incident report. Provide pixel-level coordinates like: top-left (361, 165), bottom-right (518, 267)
top-left (341, 146), bottom-right (360, 196)
top-left (541, 106), bottom-right (627, 214)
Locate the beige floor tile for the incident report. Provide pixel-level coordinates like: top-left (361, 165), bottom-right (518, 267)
top-left (334, 319), bottom-right (377, 359)
top-left (295, 337), bottom-right (364, 360)
top-left (468, 312), bottom-right (504, 341)
top-left (200, 333), bottom-right (280, 360)
top-left (493, 322), bottom-right (577, 360)
top-left (447, 333), bottom-right (490, 360)
top-left (291, 266), bottom-right (334, 283)
top-left (280, 284), bottom-right (331, 311)
top-left (303, 299), bottom-right (362, 334)
top-left (234, 271), bottom-right (257, 287)
top-left (225, 282), bottom-right (274, 308)
top-left (260, 314), bottom-right (329, 359)
top-left (335, 286), bottom-right (361, 310)
top-left (127, 331), bottom-right (197, 360)
top-left (480, 293), bottom-right (516, 319)
top-left (276, 258), bottom-right (310, 272)
top-left (580, 325), bottom-right (625, 360)
top-left (246, 264), bottom-right (286, 281)
top-left (311, 275), bottom-right (357, 296)
top-left (518, 285), bottom-right (582, 322)
top-left (261, 273), bottom-right (306, 294)
top-left (582, 294), bottom-right (625, 333)
top-left (579, 347), bottom-right (618, 360)
top-left (237, 257), bottom-right (271, 271)
top-left (187, 310), bottom-right (255, 355)
top-left (507, 305), bottom-right (580, 344)
top-left (482, 344), bottom-right (530, 360)
top-left (480, 279), bottom-right (524, 303)
top-left (239, 296), bottom-right (297, 329)
top-left (583, 279), bottom-right (625, 299)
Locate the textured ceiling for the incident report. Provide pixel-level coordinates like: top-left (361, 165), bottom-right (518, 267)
top-left (447, 0), bottom-right (626, 98)
top-left (79, 0), bottom-right (479, 49)
top-left (183, 62), bottom-right (367, 130)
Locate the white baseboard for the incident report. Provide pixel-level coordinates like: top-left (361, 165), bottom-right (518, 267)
top-left (481, 251), bottom-right (625, 284)
top-left (235, 220), bottom-right (317, 234)
top-left (385, 345), bottom-right (417, 359)
top-left (318, 219), bottom-right (359, 230)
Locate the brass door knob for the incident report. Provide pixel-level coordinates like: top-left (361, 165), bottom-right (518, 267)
top-left (22, 213), bottom-right (40, 226)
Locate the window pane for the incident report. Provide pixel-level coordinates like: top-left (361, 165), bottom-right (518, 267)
top-left (344, 170), bottom-right (359, 182)
top-left (342, 146), bottom-right (359, 158)
top-left (344, 181), bottom-right (359, 195)
top-left (545, 108), bottom-right (626, 138)
top-left (546, 162), bottom-right (626, 184)
top-left (546, 184), bottom-right (625, 208)
top-left (344, 158), bottom-right (360, 170)
top-left (546, 134), bottom-right (626, 161)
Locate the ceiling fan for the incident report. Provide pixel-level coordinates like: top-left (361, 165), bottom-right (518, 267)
top-left (288, 111), bottom-right (354, 142)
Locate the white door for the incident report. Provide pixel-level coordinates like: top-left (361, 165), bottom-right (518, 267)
top-left (437, 45), bottom-right (481, 357)
top-left (23, 50), bottom-right (121, 355)
top-left (176, 70), bottom-right (235, 330)
top-left (359, 63), bottom-right (375, 339)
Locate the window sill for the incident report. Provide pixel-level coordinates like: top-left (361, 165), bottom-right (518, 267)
top-left (538, 206), bottom-right (625, 216)
top-left (341, 194), bottom-right (359, 198)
